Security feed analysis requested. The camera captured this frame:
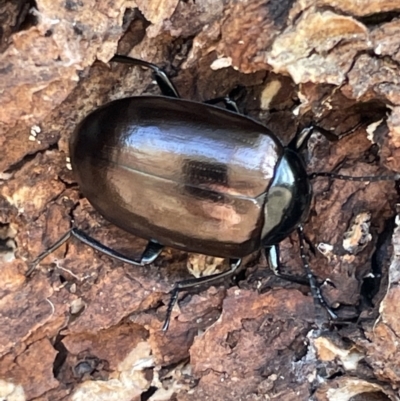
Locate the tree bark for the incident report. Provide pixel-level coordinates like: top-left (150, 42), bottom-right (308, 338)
top-left (1, 1), bottom-right (400, 400)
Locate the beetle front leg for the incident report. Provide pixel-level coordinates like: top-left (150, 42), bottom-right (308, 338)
top-left (162, 258), bottom-right (242, 331)
top-left (296, 226), bottom-right (337, 321)
top-left (265, 244), bottom-right (308, 286)
top-left (110, 55), bottom-right (180, 98)
top-left (266, 235), bottom-right (337, 323)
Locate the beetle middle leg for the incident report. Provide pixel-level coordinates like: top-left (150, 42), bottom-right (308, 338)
top-left (26, 228), bottom-right (164, 276)
top-left (162, 258), bottom-right (242, 331)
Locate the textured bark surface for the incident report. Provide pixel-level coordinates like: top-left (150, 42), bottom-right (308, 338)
top-left (1, 1), bottom-right (400, 400)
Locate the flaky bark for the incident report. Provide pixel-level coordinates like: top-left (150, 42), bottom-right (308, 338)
top-left (1, 1), bottom-right (400, 400)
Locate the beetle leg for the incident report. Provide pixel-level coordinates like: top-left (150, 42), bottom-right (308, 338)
top-left (289, 124), bottom-right (338, 150)
top-left (139, 240), bottom-right (164, 264)
top-left (26, 230), bottom-right (73, 276)
top-left (265, 245), bottom-right (308, 286)
top-left (296, 225), bottom-right (337, 321)
top-left (70, 228), bottom-right (163, 266)
top-left (110, 55), bottom-right (180, 98)
top-left (162, 258), bottom-right (242, 331)
top-left (290, 122), bottom-right (365, 151)
top-left (289, 126), bottom-right (314, 151)
top-left (26, 228), bottom-right (164, 277)
top-left (266, 235), bottom-right (337, 323)
top-left (204, 96), bottom-right (240, 113)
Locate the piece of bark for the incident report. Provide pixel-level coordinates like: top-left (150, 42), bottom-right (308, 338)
top-left (1, 1), bottom-right (400, 400)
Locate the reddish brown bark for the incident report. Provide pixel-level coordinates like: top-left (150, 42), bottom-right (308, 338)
top-left (1, 1), bottom-right (400, 400)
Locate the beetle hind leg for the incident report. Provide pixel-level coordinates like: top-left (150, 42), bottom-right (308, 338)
top-left (110, 55), bottom-right (180, 98)
top-left (26, 230), bottom-right (73, 276)
top-left (26, 228), bottom-right (164, 276)
top-left (69, 229), bottom-right (164, 266)
top-left (162, 258), bottom-right (242, 331)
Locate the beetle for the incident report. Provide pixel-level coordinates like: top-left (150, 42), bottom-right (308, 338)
top-left (28, 55), bottom-right (399, 330)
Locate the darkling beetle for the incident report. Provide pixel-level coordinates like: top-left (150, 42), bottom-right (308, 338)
top-left (28, 55), bottom-right (399, 331)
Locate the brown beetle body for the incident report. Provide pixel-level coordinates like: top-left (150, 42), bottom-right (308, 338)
top-left (70, 96), bottom-right (310, 258)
